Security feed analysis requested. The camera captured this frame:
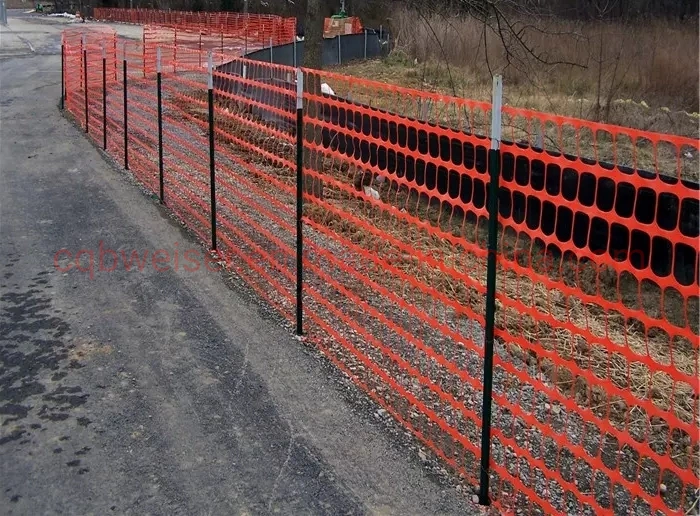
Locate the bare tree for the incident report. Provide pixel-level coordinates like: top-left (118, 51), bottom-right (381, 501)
top-left (404, 0), bottom-right (587, 95)
top-left (303, 0), bottom-right (323, 69)
top-left (588, 0), bottom-right (638, 122)
top-left (299, 0), bottom-right (325, 198)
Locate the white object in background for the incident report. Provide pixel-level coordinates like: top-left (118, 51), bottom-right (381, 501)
top-left (363, 186), bottom-right (380, 200)
top-left (375, 174), bottom-right (386, 185)
top-left (321, 83), bottom-right (335, 96)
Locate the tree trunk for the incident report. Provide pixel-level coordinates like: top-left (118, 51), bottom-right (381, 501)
top-left (303, 0), bottom-right (323, 70)
top-left (301, 0), bottom-right (324, 199)
top-left (594, 24), bottom-right (604, 122)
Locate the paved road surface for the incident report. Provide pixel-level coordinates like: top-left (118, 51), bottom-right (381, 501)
top-left (0, 12), bottom-right (478, 516)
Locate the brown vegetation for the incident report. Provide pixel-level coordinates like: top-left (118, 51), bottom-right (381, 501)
top-left (331, 7), bottom-right (699, 138)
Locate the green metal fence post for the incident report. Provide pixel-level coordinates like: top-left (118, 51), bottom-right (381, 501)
top-left (295, 68), bottom-right (304, 336)
top-left (102, 42), bottom-right (107, 151)
top-left (60, 43), bottom-right (65, 110)
top-left (123, 58), bottom-right (129, 171)
top-left (83, 36), bottom-right (88, 133)
top-left (207, 51), bottom-right (217, 252)
top-left (478, 74), bottom-right (503, 507)
top-left (157, 47), bottom-right (164, 204)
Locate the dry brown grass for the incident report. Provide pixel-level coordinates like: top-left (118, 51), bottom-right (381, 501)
top-left (329, 9), bottom-right (699, 141)
top-left (319, 67), bottom-right (699, 182)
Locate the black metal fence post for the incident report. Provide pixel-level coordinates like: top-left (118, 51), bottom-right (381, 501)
top-left (113, 35), bottom-right (117, 81)
top-left (83, 42), bottom-right (88, 133)
top-left (142, 31), bottom-right (146, 79)
top-left (80, 34), bottom-right (84, 91)
top-left (123, 58), bottom-right (129, 170)
top-left (295, 68), bottom-right (304, 336)
top-left (207, 52), bottom-right (217, 251)
top-left (61, 43), bottom-right (65, 110)
top-left (478, 75), bottom-right (503, 506)
top-left (102, 43), bottom-right (107, 151)
top-left (157, 47), bottom-right (164, 204)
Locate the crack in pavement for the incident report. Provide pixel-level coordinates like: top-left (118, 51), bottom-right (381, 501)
top-left (268, 422), bottom-right (297, 514)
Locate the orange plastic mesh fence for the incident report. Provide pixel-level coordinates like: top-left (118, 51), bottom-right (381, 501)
top-left (297, 70), bottom-right (698, 515)
top-left (142, 25), bottom-right (263, 76)
top-left (93, 8), bottom-right (296, 47)
top-left (62, 31), bottom-right (700, 516)
top-left (208, 56), bottom-right (301, 316)
top-left (298, 68), bottom-right (496, 486)
top-left (487, 109), bottom-right (699, 515)
top-left (62, 29), bottom-right (118, 152)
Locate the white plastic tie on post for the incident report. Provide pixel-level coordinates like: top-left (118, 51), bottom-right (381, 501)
top-left (207, 51), bottom-right (213, 90)
top-left (242, 64), bottom-right (247, 79)
top-left (296, 68), bottom-right (303, 110)
top-left (490, 75), bottom-right (503, 150)
top-left (156, 47), bottom-right (161, 73)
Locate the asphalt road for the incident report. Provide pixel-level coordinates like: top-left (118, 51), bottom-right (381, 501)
top-left (0, 13), bottom-right (477, 516)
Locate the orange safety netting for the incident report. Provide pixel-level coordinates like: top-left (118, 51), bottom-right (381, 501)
top-left (487, 107), bottom-right (700, 515)
top-left (93, 8), bottom-right (297, 47)
top-left (142, 25), bottom-right (263, 75)
top-left (62, 28), bottom-right (700, 516)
